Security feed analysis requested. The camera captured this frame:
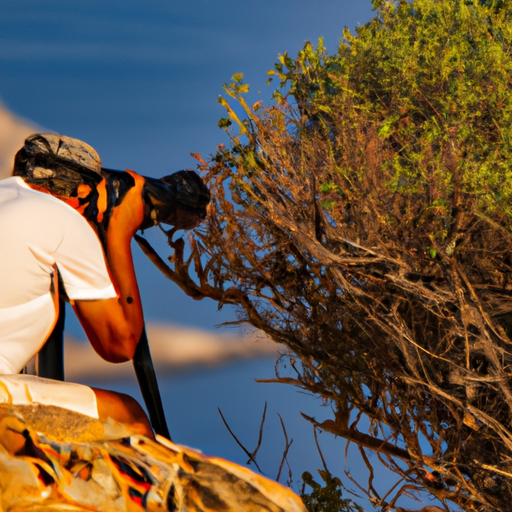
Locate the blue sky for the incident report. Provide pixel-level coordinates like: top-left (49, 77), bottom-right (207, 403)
top-left (0, 0), bottom-right (373, 170)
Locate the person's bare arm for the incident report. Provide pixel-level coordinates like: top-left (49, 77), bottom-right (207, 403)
top-left (73, 171), bottom-right (146, 363)
top-left (73, 297), bottom-right (141, 362)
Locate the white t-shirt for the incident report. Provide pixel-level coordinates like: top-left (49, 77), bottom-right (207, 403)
top-left (0, 176), bottom-right (117, 374)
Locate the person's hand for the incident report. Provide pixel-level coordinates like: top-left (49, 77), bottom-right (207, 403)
top-left (107, 170), bottom-right (146, 239)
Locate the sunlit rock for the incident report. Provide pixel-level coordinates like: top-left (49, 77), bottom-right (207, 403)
top-left (0, 403), bottom-right (306, 512)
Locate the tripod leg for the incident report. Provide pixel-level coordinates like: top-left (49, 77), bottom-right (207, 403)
top-left (132, 328), bottom-right (171, 440)
top-left (37, 296), bottom-right (66, 381)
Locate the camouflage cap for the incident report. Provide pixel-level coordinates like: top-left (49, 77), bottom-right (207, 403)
top-left (13, 133), bottom-right (104, 196)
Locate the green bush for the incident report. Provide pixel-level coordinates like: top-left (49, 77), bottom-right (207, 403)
top-left (301, 470), bottom-right (363, 512)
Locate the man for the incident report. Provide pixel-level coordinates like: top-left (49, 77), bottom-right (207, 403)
top-left (0, 133), bottom-right (209, 436)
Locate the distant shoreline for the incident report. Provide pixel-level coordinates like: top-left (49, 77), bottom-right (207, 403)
top-left (65, 322), bottom-right (282, 382)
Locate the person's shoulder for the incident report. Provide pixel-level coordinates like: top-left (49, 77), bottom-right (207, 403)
top-left (1, 176), bottom-right (54, 198)
top-left (10, 178), bottom-right (70, 208)
top-left (0, 176), bottom-right (23, 189)
top-left (4, 177), bottom-right (83, 221)
top-left (0, 176), bottom-right (41, 204)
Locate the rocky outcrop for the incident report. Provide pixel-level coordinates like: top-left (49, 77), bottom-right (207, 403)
top-left (0, 403), bottom-right (306, 511)
top-left (0, 101), bottom-right (40, 179)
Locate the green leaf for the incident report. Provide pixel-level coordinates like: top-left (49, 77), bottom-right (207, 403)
top-left (232, 72), bottom-right (243, 83)
top-left (218, 118), bottom-right (232, 129)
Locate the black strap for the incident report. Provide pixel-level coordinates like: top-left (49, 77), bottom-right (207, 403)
top-left (132, 328), bottom-right (171, 440)
top-left (37, 295), bottom-right (66, 380)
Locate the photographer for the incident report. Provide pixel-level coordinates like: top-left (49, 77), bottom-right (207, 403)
top-left (0, 134), bottom-right (209, 437)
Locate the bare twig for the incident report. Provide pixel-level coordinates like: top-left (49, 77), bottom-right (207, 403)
top-left (217, 403), bottom-right (267, 474)
top-left (276, 413), bottom-right (293, 483)
top-left (217, 407), bottom-right (258, 469)
top-left (254, 402), bottom-right (267, 463)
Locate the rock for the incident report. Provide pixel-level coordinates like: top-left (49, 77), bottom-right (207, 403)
top-left (0, 403), bottom-right (306, 512)
top-left (0, 101), bottom-right (40, 179)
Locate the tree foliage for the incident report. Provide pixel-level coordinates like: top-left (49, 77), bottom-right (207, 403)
top-left (138, 1), bottom-right (512, 510)
top-left (301, 469), bottom-right (364, 512)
